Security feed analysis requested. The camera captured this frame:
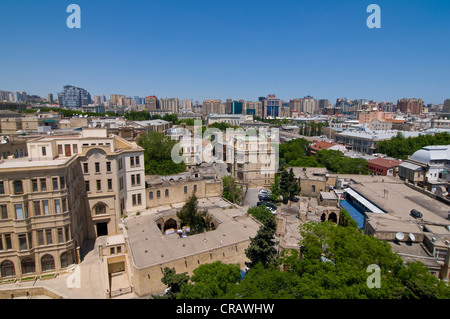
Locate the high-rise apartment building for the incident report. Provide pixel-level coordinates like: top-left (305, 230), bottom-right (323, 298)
top-left (58, 85), bottom-right (92, 108)
top-left (397, 98), bottom-right (424, 114)
top-left (289, 99), bottom-right (302, 113)
top-left (442, 99), bottom-right (450, 114)
top-left (244, 101), bottom-right (262, 117)
top-left (202, 99), bottom-right (225, 115)
top-left (262, 95), bottom-right (282, 118)
top-left (145, 96), bottom-right (160, 109)
top-left (160, 98), bottom-right (179, 113)
top-left (302, 96), bottom-right (318, 114)
top-left (318, 99), bottom-right (330, 109)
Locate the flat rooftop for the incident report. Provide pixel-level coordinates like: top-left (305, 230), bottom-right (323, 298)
top-left (340, 175), bottom-right (450, 224)
top-left (124, 197), bottom-right (260, 269)
top-left (0, 155), bottom-right (74, 169)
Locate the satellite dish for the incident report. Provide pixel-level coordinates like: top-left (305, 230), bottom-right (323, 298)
top-left (409, 233), bottom-right (415, 241)
top-left (395, 232), bottom-right (405, 241)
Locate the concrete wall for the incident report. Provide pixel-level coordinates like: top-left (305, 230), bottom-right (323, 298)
top-left (129, 240), bottom-right (250, 297)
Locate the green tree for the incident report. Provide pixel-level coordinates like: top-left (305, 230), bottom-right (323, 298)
top-left (247, 205), bottom-right (273, 224)
top-left (177, 193), bottom-right (212, 235)
top-left (157, 267), bottom-right (190, 299)
top-left (222, 175), bottom-right (243, 204)
top-left (269, 173), bottom-right (281, 202)
top-left (137, 131), bottom-right (186, 175)
top-left (179, 261), bottom-right (241, 299)
top-left (245, 215), bottom-right (278, 269)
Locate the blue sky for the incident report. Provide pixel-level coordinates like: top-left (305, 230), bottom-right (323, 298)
top-left (0, 0), bottom-right (449, 104)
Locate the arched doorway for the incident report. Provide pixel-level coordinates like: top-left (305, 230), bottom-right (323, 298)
top-left (21, 258), bottom-right (35, 275)
top-left (164, 218), bottom-right (178, 231)
top-left (41, 254), bottom-right (55, 272)
top-left (1, 260), bottom-right (15, 278)
top-left (321, 213), bottom-right (327, 222)
top-left (328, 212), bottom-right (338, 223)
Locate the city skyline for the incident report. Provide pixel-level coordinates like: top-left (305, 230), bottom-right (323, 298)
top-left (1, 0), bottom-right (449, 104)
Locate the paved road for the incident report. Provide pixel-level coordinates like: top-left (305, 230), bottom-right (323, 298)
top-left (244, 188), bottom-right (263, 207)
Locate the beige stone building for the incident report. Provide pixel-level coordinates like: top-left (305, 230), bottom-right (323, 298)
top-left (0, 128), bottom-right (146, 282)
top-left (289, 167), bottom-right (338, 198)
top-left (145, 166), bottom-right (222, 209)
top-left (0, 154), bottom-right (86, 281)
top-left (123, 197), bottom-right (260, 297)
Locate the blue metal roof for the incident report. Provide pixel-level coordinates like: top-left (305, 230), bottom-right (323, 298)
top-left (339, 199), bottom-right (365, 229)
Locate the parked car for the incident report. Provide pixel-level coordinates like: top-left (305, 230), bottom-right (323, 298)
top-left (258, 194), bottom-right (271, 201)
top-left (259, 189), bottom-right (272, 195)
top-left (410, 209), bottom-right (423, 218)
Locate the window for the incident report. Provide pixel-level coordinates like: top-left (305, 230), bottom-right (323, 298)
top-left (65, 226), bottom-right (70, 242)
top-left (130, 157), bottom-right (135, 167)
top-left (46, 229), bottom-right (53, 245)
top-left (1, 260), bottom-right (15, 278)
top-left (18, 234), bottom-right (28, 251)
top-left (60, 176), bottom-right (66, 189)
top-left (136, 156), bottom-right (140, 167)
top-left (132, 194), bottom-right (137, 206)
top-left (184, 186), bottom-right (188, 194)
top-left (57, 145), bottom-right (63, 155)
top-left (32, 179), bottom-right (38, 192)
top-left (131, 175), bottom-right (136, 186)
top-left (435, 249), bottom-right (447, 262)
top-left (41, 255), bottom-right (55, 272)
top-left (0, 181), bottom-right (4, 194)
top-left (165, 189), bottom-right (169, 197)
top-left (83, 163), bottom-right (89, 174)
top-left (72, 144), bottom-right (78, 154)
top-left (118, 158), bottom-right (123, 170)
top-left (157, 190), bottom-right (161, 198)
top-left (38, 230), bottom-right (44, 246)
top-left (41, 147), bottom-right (47, 156)
top-left (95, 204), bottom-right (106, 215)
top-left (15, 204), bottom-right (24, 219)
top-left (137, 174), bottom-right (141, 186)
top-left (34, 201), bottom-right (41, 216)
top-left (40, 178), bottom-right (47, 191)
top-left (119, 177), bottom-right (124, 190)
top-left (149, 192), bottom-right (153, 200)
top-left (96, 180), bottom-right (102, 191)
top-left (95, 162), bottom-right (100, 173)
top-left (13, 180), bottom-right (23, 195)
top-left (52, 178), bottom-right (58, 190)
top-left (137, 193), bottom-right (142, 205)
top-left (107, 179), bottom-right (113, 191)
top-left (21, 258), bottom-right (35, 274)
top-left (43, 200), bottom-right (49, 215)
top-left (54, 199), bottom-right (61, 214)
top-left (62, 198), bottom-right (67, 212)
top-left (194, 185), bottom-right (197, 193)
top-left (5, 234), bottom-right (12, 250)
top-left (1, 205), bottom-right (7, 219)
top-left (85, 181), bottom-right (90, 192)
top-left (58, 228), bottom-right (64, 243)
top-left (106, 162), bottom-right (111, 172)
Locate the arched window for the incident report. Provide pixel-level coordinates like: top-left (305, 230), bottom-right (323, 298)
top-left (149, 191), bottom-right (154, 200)
top-left (1, 260), bottom-right (15, 278)
top-left (21, 258), bottom-right (35, 275)
top-left (184, 186), bottom-right (188, 194)
top-left (157, 190), bottom-right (161, 198)
top-left (165, 189), bottom-right (169, 197)
top-left (13, 180), bottom-right (23, 195)
top-left (94, 203), bottom-right (107, 215)
top-left (193, 185), bottom-right (198, 193)
top-left (60, 251), bottom-right (74, 269)
top-left (41, 254), bottom-right (55, 272)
